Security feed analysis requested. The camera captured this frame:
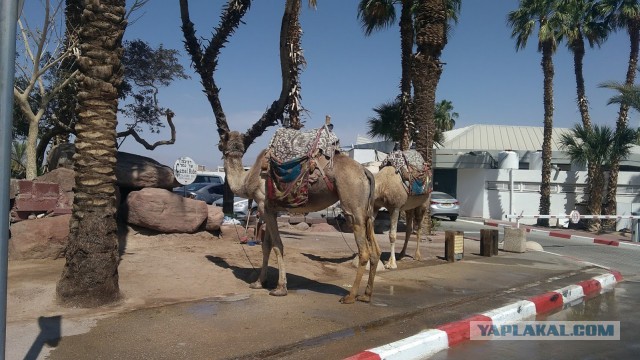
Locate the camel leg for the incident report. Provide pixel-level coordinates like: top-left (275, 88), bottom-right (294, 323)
top-left (340, 214), bottom-right (370, 304)
top-left (400, 209), bottom-right (413, 259)
top-left (361, 215), bottom-right (381, 302)
top-left (413, 207), bottom-right (425, 261)
top-left (385, 208), bottom-right (401, 269)
top-left (250, 225), bottom-right (272, 289)
top-left (262, 211), bottom-right (288, 297)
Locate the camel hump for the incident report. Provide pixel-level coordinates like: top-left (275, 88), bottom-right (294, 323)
top-left (267, 127), bottom-right (340, 163)
top-left (381, 150), bottom-right (430, 196)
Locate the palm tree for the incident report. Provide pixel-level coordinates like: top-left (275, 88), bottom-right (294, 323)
top-left (11, 141), bottom-right (27, 179)
top-left (508, 0), bottom-right (561, 227)
top-left (57, 0), bottom-right (127, 307)
top-left (358, 0), bottom-right (460, 150)
top-left (555, 0), bottom-right (609, 225)
top-left (358, 0), bottom-right (414, 150)
top-left (434, 99), bottom-right (457, 131)
top-left (560, 124), bottom-right (637, 232)
top-left (557, 0), bottom-right (609, 130)
top-left (366, 97), bottom-right (454, 146)
top-left (598, 0), bottom-right (640, 225)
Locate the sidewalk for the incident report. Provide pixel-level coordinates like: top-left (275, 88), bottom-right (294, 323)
top-left (482, 218), bottom-right (640, 249)
top-left (5, 220), bottom-right (627, 360)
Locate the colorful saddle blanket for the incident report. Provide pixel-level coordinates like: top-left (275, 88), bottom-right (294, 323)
top-left (266, 126), bottom-right (339, 207)
top-left (381, 149), bottom-right (430, 196)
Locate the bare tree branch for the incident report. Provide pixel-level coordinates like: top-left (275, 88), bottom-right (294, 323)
top-left (116, 110), bottom-right (177, 150)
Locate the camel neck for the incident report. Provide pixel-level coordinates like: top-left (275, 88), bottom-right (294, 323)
top-left (223, 155), bottom-right (248, 197)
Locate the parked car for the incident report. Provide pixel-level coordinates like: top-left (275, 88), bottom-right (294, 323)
top-left (214, 196), bottom-right (258, 220)
top-left (430, 191), bottom-right (460, 221)
top-left (173, 183), bottom-right (224, 205)
top-left (194, 173), bottom-right (223, 185)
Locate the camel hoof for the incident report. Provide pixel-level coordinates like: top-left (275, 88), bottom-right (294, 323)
top-left (356, 294), bottom-right (371, 303)
top-left (269, 287), bottom-right (288, 297)
top-left (340, 295), bottom-right (355, 304)
top-left (249, 281), bottom-right (263, 289)
top-left (384, 262), bottom-right (397, 270)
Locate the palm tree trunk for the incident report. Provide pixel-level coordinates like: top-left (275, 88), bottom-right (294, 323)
top-left (57, 0), bottom-right (126, 307)
top-left (571, 35), bottom-right (599, 227)
top-left (412, 0), bottom-right (447, 236)
top-left (399, 0), bottom-right (414, 150)
top-left (604, 20), bottom-right (640, 227)
top-left (538, 42), bottom-right (554, 227)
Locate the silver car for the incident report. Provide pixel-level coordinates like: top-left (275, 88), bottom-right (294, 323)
top-left (173, 183), bottom-right (224, 205)
top-left (430, 191), bottom-right (460, 221)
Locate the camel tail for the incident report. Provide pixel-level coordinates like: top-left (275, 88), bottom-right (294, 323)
top-left (364, 167), bottom-right (375, 220)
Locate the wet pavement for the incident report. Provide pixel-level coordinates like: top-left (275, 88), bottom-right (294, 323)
top-left (430, 280), bottom-right (640, 360)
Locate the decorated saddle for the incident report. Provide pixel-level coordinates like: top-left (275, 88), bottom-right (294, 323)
top-left (265, 126), bottom-right (340, 207)
top-left (381, 149), bottom-right (431, 196)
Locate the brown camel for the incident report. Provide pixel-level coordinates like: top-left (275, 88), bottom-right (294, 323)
top-left (366, 161), bottom-right (430, 269)
top-left (219, 130), bottom-right (381, 304)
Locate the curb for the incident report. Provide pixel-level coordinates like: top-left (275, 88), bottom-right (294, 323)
top-left (345, 270), bottom-right (623, 360)
top-left (483, 220), bottom-right (640, 249)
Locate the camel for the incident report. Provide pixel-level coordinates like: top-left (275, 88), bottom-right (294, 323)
top-left (365, 155), bottom-right (430, 269)
top-left (219, 130), bottom-right (381, 304)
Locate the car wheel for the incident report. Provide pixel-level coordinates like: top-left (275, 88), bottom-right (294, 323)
top-left (449, 216), bottom-right (457, 221)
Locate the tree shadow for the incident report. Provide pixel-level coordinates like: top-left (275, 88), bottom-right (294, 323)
top-left (204, 255), bottom-right (348, 296)
top-left (24, 315), bottom-right (61, 360)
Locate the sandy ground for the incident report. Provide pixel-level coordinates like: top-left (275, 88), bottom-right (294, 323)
top-left (6, 222), bottom-right (403, 323)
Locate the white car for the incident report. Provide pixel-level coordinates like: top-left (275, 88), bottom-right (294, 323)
top-left (430, 191), bottom-right (460, 221)
top-left (214, 196), bottom-right (258, 220)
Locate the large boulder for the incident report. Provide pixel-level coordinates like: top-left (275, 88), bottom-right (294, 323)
top-left (9, 214), bottom-right (70, 260)
top-left (46, 148), bottom-right (179, 190)
top-left (126, 188), bottom-right (208, 233)
top-left (205, 205), bottom-right (225, 231)
top-left (116, 152), bottom-right (179, 190)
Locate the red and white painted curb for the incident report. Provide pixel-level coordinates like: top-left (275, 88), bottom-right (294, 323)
top-left (345, 270), bottom-right (623, 360)
top-left (483, 220), bottom-right (640, 249)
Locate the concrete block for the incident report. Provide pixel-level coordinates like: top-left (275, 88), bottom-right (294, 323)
top-left (503, 228), bottom-right (527, 253)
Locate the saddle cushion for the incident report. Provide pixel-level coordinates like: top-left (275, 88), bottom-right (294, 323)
top-left (381, 149), bottom-right (430, 196)
top-left (265, 126), bottom-right (340, 207)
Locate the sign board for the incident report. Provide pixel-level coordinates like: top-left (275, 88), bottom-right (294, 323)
top-left (569, 210), bottom-right (581, 224)
top-left (174, 157), bottom-right (197, 185)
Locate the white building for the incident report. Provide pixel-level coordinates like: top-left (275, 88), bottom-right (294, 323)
top-left (349, 124), bottom-right (640, 230)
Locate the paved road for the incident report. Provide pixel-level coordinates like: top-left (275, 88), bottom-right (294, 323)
top-left (428, 218), bottom-right (640, 360)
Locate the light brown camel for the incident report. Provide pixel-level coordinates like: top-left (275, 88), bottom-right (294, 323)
top-left (220, 130), bottom-right (381, 304)
top-left (366, 162), bottom-right (430, 269)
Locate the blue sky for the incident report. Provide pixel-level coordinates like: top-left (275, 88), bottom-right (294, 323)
top-left (27, 1), bottom-right (636, 170)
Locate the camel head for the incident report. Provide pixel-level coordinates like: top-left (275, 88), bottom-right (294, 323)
top-left (218, 129), bottom-right (247, 158)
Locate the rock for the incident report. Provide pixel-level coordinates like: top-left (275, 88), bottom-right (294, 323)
top-left (293, 222), bottom-right (310, 231)
top-left (46, 143), bottom-right (75, 170)
top-left (116, 152), bottom-right (179, 190)
top-left (9, 214), bottom-right (71, 260)
top-left (205, 205), bottom-right (224, 231)
top-left (36, 168), bottom-right (75, 193)
top-left (126, 188), bottom-right (208, 233)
